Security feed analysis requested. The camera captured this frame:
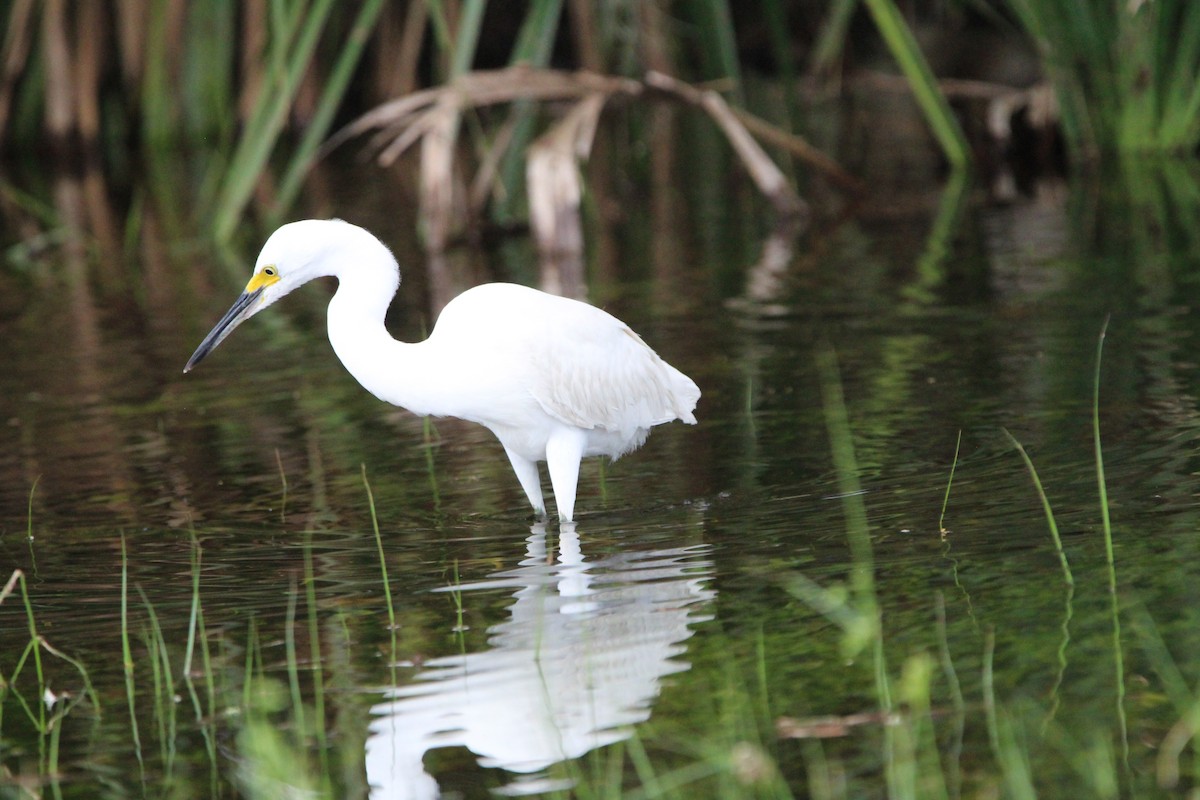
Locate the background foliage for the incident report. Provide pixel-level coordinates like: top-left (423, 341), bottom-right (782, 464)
top-left (5, 1), bottom-right (1195, 244)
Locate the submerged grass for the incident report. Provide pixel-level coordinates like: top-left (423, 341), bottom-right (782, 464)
top-left (982, 630), bottom-right (1037, 799)
top-left (283, 577), bottom-right (307, 741)
top-left (237, 614), bottom-right (327, 799)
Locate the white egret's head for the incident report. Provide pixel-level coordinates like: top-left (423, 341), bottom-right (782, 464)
top-left (183, 219), bottom-right (365, 373)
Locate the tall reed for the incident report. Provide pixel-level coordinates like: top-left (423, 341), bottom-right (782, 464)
top-left (1007, 0), bottom-right (1200, 156)
top-left (3, 1), bottom-right (862, 248)
top-left (860, 0), bottom-right (969, 168)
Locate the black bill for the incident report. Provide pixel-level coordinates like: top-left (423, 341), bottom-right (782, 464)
top-left (183, 287), bottom-right (263, 373)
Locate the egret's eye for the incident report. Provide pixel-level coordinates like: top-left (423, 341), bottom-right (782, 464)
top-left (263, 266), bottom-right (277, 277)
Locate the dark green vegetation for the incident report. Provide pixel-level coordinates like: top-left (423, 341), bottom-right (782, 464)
top-left (5, 1), bottom-right (1200, 249)
top-left (1007, 0), bottom-right (1200, 155)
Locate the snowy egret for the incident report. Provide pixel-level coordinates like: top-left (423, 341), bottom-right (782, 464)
top-left (184, 219), bottom-right (700, 521)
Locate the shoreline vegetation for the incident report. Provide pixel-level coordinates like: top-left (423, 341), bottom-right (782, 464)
top-left (3, 2), bottom-right (1197, 252)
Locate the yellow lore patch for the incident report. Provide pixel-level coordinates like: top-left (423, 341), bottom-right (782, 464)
top-left (244, 266), bottom-right (280, 294)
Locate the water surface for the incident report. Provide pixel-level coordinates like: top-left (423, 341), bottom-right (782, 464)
top-left (3, 144), bottom-right (1200, 797)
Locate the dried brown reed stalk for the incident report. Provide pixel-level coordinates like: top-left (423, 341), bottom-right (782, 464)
top-left (239, 0), bottom-right (269, 127)
top-left (8, 0), bottom-right (180, 146)
top-left (527, 93), bottom-right (605, 294)
top-left (40, 0), bottom-right (73, 140)
top-left (329, 66), bottom-right (852, 268)
top-left (567, 0), bottom-right (604, 73)
top-left (372, 1), bottom-right (428, 100)
top-left (326, 67), bottom-right (642, 254)
top-left (642, 70), bottom-right (810, 219)
top-left (114, 0), bottom-right (145, 87)
top-left (0, 0), bottom-right (35, 139)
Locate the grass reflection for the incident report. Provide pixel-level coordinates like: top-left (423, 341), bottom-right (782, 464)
top-left (764, 337), bottom-right (1136, 798)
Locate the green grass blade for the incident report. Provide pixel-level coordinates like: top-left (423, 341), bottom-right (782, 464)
top-left (275, 447), bottom-right (289, 522)
top-left (1093, 316), bottom-right (1129, 775)
top-left (1001, 427), bottom-right (1076, 729)
top-left (25, 476), bottom-right (38, 539)
top-left (451, 0), bottom-right (488, 77)
top-left (809, 0), bottom-right (858, 77)
top-left (510, 0), bottom-right (565, 65)
top-left (181, 0), bottom-right (237, 142)
top-left (860, 0), bottom-right (969, 168)
top-left (423, 0), bottom-right (455, 79)
top-left (494, 0), bottom-right (566, 221)
top-left (183, 532), bottom-right (220, 798)
top-left (211, 0), bottom-right (337, 241)
top-left (938, 430), bottom-right (961, 534)
top-left (137, 585), bottom-right (177, 776)
top-left (141, 0), bottom-right (177, 144)
top-left (690, 0), bottom-right (743, 101)
top-left (13, 571), bottom-right (45, 742)
top-left (184, 536), bottom-right (202, 677)
top-left (422, 417), bottom-right (441, 509)
top-left (1002, 428), bottom-right (1073, 586)
top-left (120, 534), bottom-right (144, 772)
top-left (25, 477), bottom-right (38, 576)
top-left (274, 0), bottom-right (389, 221)
top-left (362, 465), bottom-right (398, 640)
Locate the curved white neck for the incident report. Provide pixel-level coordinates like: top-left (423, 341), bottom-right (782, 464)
top-left (324, 261), bottom-right (453, 418)
top-left (325, 253), bottom-right (402, 389)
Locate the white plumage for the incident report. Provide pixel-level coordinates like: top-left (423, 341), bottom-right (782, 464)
top-left (184, 219), bottom-right (700, 521)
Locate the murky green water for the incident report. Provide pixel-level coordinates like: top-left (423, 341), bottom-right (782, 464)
top-left (4, 139), bottom-right (1200, 798)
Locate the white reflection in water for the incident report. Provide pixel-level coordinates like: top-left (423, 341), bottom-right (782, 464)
top-left (366, 522), bottom-right (715, 799)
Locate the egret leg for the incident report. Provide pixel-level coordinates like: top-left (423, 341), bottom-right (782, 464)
top-left (504, 446), bottom-right (546, 517)
top-left (546, 429), bottom-right (586, 522)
